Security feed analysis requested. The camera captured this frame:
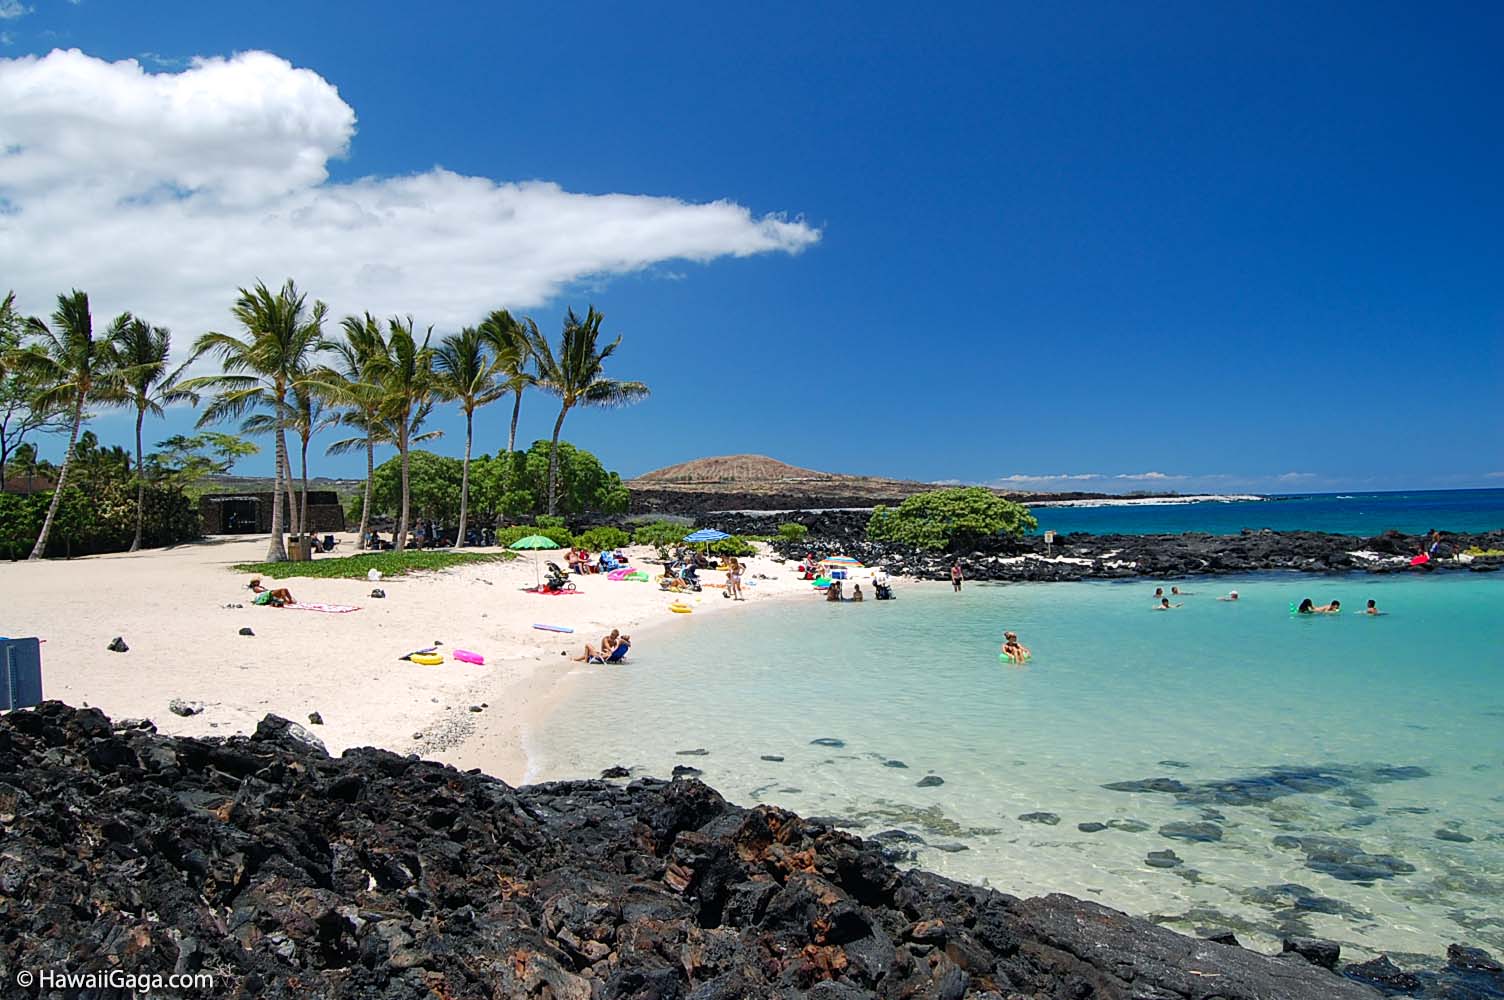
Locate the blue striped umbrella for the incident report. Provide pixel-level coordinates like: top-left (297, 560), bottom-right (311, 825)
top-left (682, 529), bottom-right (730, 543)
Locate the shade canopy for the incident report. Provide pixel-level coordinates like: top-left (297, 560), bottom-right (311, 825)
top-left (821, 555), bottom-right (862, 566)
top-left (682, 528), bottom-right (730, 543)
top-left (510, 535), bottom-right (563, 550)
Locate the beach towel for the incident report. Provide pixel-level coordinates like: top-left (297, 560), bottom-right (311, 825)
top-left (285, 602), bottom-right (361, 613)
top-left (526, 587), bottom-right (582, 596)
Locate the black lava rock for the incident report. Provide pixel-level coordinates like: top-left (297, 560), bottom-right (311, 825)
top-left (1018, 812), bottom-right (1060, 826)
top-left (106, 636), bottom-right (128, 653)
top-left (0, 702), bottom-right (1430, 1000)
top-left (1283, 936), bottom-right (1341, 970)
top-left (1159, 820), bottom-right (1223, 842)
top-left (1078, 822), bottom-right (1108, 833)
top-left (239, 627), bottom-right (255, 636)
top-left (916, 775), bottom-right (945, 788)
top-left (600, 765), bottom-right (631, 779)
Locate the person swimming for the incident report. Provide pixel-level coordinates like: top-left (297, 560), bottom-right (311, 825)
top-left (1154, 597), bottom-right (1182, 610)
top-left (1364, 599), bottom-right (1382, 615)
top-left (1217, 590), bottom-right (1239, 602)
top-left (1153, 587), bottom-right (1164, 600)
top-left (1314, 600), bottom-right (1341, 613)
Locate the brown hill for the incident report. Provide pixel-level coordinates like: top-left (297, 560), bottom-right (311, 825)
top-left (627, 454), bottom-right (1012, 513)
top-left (633, 454), bottom-right (841, 485)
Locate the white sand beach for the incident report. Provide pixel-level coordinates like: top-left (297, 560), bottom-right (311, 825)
top-left (0, 534), bottom-right (813, 783)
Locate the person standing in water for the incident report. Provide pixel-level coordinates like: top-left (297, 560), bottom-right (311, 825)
top-left (1364, 599), bottom-right (1382, 615)
top-left (951, 560), bottom-right (963, 592)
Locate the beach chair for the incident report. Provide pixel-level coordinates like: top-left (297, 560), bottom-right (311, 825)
top-left (590, 641), bottom-right (630, 665)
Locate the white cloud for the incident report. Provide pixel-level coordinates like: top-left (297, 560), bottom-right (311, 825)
top-left (0, 31), bottom-right (13, 45)
top-left (1275, 471), bottom-right (1317, 481)
top-left (1486, 471), bottom-right (1504, 479)
top-left (0, 49), bottom-right (819, 357)
top-left (0, 2), bottom-right (32, 20)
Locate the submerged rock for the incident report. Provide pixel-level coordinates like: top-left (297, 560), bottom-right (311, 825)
top-left (1434, 828), bottom-right (1474, 843)
top-left (810, 737), bottom-right (845, 748)
top-left (1018, 811), bottom-right (1061, 826)
top-left (915, 775), bottom-right (945, 788)
top-left (1146, 849), bottom-right (1183, 869)
top-left (1159, 820), bottom-right (1223, 842)
top-left (1078, 822), bottom-right (1108, 833)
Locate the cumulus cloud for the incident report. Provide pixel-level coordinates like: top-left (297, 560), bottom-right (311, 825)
top-left (0, 2), bottom-right (32, 20)
top-left (0, 49), bottom-right (819, 356)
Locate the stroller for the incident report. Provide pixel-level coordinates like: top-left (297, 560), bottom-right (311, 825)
top-left (542, 562), bottom-right (577, 593)
top-left (659, 562), bottom-right (703, 593)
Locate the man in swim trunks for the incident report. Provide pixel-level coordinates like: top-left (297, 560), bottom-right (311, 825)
top-left (1364, 599), bottom-right (1381, 615)
top-left (951, 560), bottom-right (963, 592)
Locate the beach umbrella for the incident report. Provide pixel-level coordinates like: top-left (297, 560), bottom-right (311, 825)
top-left (682, 528), bottom-right (730, 543)
top-left (510, 534), bottom-right (562, 589)
top-left (821, 555), bottom-right (862, 566)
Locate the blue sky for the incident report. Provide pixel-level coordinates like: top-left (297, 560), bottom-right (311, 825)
top-left (3, 1), bottom-right (1501, 493)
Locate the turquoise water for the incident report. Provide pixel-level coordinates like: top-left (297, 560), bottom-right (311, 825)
top-left (1029, 488), bottom-right (1504, 536)
top-left (532, 573), bottom-right (1504, 959)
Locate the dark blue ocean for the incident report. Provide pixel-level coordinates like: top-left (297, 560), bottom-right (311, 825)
top-left (1027, 488), bottom-right (1504, 536)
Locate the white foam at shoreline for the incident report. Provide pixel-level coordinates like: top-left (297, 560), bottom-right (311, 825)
top-left (1029, 494), bottom-right (1266, 508)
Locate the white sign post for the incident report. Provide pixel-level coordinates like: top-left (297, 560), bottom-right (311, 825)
top-left (1044, 529), bottom-right (1056, 557)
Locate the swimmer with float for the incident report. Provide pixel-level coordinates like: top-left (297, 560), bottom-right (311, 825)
top-left (1000, 631), bottom-right (1031, 664)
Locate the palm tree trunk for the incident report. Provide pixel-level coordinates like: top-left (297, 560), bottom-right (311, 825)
top-left (28, 395), bottom-right (85, 560)
top-left (508, 388), bottom-right (522, 453)
top-left (395, 428), bottom-right (411, 552)
top-left (546, 402), bottom-right (568, 517)
top-left (357, 431), bottom-right (373, 550)
top-left (129, 406), bottom-right (146, 552)
top-left (299, 434), bottom-right (310, 538)
top-left (281, 446), bottom-right (299, 537)
top-left (266, 408), bottom-right (289, 561)
top-left (457, 408), bottom-right (473, 548)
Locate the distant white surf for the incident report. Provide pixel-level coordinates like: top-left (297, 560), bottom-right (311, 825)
top-left (1029, 494), bottom-right (1266, 508)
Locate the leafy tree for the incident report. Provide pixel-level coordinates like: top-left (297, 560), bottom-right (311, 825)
top-left (0, 292), bottom-right (73, 491)
top-left (435, 325), bottom-right (503, 548)
top-left (866, 487), bottom-right (1038, 551)
top-left (370, 450), bottom-right (463, 526)
top-left (525, 306), bottom-right (649, 515)
top-left (102, 313), bottom-right (194, 550)
top-left (184, 279), bottom-right (329, 561)
top-left (146, 432), bottom-right (258, 488)
top-left (10, 290), bottom-right (118, 560)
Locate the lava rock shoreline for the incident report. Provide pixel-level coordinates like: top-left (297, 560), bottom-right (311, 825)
top-left (4, 704), bottom-right (1501, 998)
top-left (689, 510), bottom-right (1504, 582)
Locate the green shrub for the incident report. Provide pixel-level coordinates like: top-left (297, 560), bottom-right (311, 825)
top-left (777, 522), bottom-right (808, 543)
top-left (235, 550), bottom-right (514, 580)
top-left (867, 487), bottom-right (1036, 551)
top-left (576, 526), bottom-right (631, 551)
top-left (631, 520), bottom-right (692, 547)
top-left (708, 535), bottom-right (757, 557)
top-left (495, 522), bottom-right (573, 551)
top-left (1, 481), bottom-right (200, 559)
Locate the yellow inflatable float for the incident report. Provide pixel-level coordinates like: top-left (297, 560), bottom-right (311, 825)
top-left (668, 602), bottom-right (693, 614)
top-left (409, 652), bottom-right (445, 665)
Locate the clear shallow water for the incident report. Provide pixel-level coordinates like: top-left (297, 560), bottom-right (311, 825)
top-left (1029, 488), bottom-right (1504, 536)
top-left (532, 574), bottom-right (1504, 959)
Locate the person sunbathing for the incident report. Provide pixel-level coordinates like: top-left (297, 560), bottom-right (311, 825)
top-left (248, 578), bottom-right (295, 607)
top-left (574, 629), bottom-right (631, 663)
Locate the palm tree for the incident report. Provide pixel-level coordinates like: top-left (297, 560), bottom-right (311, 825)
top-left (479, 309), bottom-right (536, 455)
top-left (243, 382), bottom-right (323, 540)
top-left (370, 316), bottom-right (439, 550)
top-left (13, 290), bottom-right (115, 560)
top-left (526, 306), bottom-right (650, 516)
top-left (103, 314), bottom-right (195, 551)
top-left (183, 280), bottom-right (329, 562)
top-left (434, 325), bottom-right (504, 548)
top-left (311, 313), bottom-right (388, 549)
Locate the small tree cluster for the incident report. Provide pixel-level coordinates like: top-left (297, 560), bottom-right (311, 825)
top-left (866, 487), bottom-right (1037, 551)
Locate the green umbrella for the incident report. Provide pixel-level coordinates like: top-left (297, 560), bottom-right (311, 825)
top-left (510, 534), bottom-right (563, 589)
